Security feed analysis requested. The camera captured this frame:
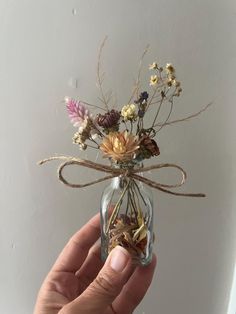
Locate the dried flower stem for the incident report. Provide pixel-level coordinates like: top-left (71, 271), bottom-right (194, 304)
top-left (81, 100), bottom-right (107, 112)
top-left (156, 99), bottom-right (174, 133)
top-left (151, 91), bottom-right (166, 128)
top-left (91, 123), bottom-right (105, 138)
top-left (107, 179), bottom-right (148, 258)
top-left (86, 143), bottom-right (99, 149)
top-left (133, 180), bottom-right (147, 206)
top-left (136, 117), bottom-right (144, 135)
top-left (106, 180), bottom-right (130, 234)
top-left (130, 120), bottom-right (133, 134)
top-left (153, 102), bottom-right (213, 128)
top-left (132, 183), bottom-right (143, 216)
top-left (151, 87), bottom-right (176, 128)
top-left (146, 85), bottom-right (159, 113)
top-left (130, 185), bottom-right (139, 222)
top-left (89, 137), bottom-right (100, 148)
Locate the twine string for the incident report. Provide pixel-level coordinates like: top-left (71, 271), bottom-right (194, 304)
top-left (38, 156), bottom-right (205, 197)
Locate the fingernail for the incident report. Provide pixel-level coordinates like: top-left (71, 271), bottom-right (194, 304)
top-left (110, 246), bottom-right (129, 272)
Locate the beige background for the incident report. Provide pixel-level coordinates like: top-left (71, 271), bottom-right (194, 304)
top-left (0, 1), bottom-right (235, 313)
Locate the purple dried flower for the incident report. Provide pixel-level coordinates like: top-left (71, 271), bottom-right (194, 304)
top-left (139, 91), bottom-right (149, 101)
top-left (96, 109), bottom-right (120, 129)
top-left (65, 98), bottom-right (90, 127)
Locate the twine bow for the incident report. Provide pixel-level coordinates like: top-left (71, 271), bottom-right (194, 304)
top-left (38, 156), bottom-right (205, 197)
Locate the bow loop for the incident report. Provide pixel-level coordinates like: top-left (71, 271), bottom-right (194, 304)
top-left (38, 155), bottom-right (205, 198)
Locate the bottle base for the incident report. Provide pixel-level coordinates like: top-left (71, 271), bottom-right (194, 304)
top-left (101, 243), bottom-right (153, 267)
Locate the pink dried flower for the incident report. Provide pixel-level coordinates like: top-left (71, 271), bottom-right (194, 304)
top-left (65, 97), bottom-right (90, 127)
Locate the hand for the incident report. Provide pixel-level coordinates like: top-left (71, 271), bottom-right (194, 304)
top-left (34, 212), bottom-right (157, 314)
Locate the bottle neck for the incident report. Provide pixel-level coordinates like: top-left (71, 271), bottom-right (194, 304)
top-left (110, 161), bottom-right (144, 189)
top-left (111, 160), bottom-right (144, 170)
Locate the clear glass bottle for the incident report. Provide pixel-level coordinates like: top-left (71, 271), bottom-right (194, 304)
top-left (100, 162), bottom-right (154, 266)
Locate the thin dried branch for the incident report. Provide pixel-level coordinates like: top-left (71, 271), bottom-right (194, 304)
top-left (151, 96), bottom-right (165, 128)
top-left (148, 83), bottom-right (172, 105)
top-left (151, 86), bottom-right (178, 128)
top-left (80, 100), bottom-right (107, 111)
top-left (145, 85), bottom-right (159, 113)
top-left (128, 44), bottom-right (150, 103)
top-left (153, 102), bottom-right (213, 128)
top-left (97, 36), bottom-right (110, 110)
top-left (156, 99), bottom-right (174, 133)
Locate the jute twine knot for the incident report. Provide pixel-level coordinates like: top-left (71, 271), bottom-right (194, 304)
top-left (38, 155), bottom-right (205, 198)
top-left (123, 169), bottom-right (131, 177)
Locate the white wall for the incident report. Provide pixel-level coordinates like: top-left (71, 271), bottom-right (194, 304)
top-left (0, 1), bottom-right (235, 313)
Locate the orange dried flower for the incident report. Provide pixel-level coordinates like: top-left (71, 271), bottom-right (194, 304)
top-left (100, 131), bottom-right (140, 162)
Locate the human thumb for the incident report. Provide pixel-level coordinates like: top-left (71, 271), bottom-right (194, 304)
top-left (64, 246), bottom-right (132, 314)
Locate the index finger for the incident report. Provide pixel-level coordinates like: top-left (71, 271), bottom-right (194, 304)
top-left (51, 212), bottom-right (101, 273)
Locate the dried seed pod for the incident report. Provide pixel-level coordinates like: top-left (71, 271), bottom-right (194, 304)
top-left (140, 135), bottom-right (160, 157)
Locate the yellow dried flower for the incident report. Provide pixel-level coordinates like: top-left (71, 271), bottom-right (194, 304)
top-left (175, 87), bottom-right (182, 97)
top-left (99, 131), bottom-right (140, 161)
top-left (168, 73), bottom-right (176, 80)
top-left (165, 63), bottom-right (175, 73)
top-left (133, 213), bottom-right (147, 243)
top-left (166, 78), bottom-right (173, 87)
top-left (149, 62), bottom-right (158, 70)
top-left (150, 75), bottom-right (159, 86)
top-left (121, 104), bottom-right (137, 121)
top-left (173, 80), bottom-right (181, 87)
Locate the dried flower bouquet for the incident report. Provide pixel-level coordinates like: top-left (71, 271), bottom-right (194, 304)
top-left (39, 38), bottom-right (209, 265)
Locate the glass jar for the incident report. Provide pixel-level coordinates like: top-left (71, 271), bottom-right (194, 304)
top-left (100, 162), bottom-right (154, 266)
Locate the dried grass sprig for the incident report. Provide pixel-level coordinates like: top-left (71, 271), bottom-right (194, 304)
top-left (96, 36), bottom-right (111, 110)
top-left (128, 44), bottom-right (150, 104)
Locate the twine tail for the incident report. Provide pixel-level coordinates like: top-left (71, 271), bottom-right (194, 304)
top-left (132, 174), bottom-right (206, 197)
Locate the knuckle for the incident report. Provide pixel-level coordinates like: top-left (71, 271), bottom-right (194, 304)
top-left (77, 273), bottom-right (93, 292)
top-left (92, 272), bottom-right (118, 297)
